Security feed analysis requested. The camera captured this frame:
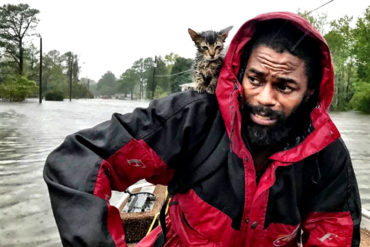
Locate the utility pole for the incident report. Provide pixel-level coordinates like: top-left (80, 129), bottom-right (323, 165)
top-left (152, 56), bottom-right (157, 99)
top-left (140, 62), bottom-right (144, 100)
top-left (39, 36), bottom-right (42, 103)
top-left (69, 55), bottom-right (73, 101)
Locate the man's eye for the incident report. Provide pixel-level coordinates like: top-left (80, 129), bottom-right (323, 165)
top-left (277, 83), bottom-right (293, 93)
top-left (248, 76), bottom-right (260, 85)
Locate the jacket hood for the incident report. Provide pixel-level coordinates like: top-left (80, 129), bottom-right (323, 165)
top-left (216, 12), bottom-right (340, 162)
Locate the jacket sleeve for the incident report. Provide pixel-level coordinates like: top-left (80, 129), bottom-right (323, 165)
top-left (43, 92), bottom-right (219, 246)
top-left (302, 138), bottom-right (361, 247)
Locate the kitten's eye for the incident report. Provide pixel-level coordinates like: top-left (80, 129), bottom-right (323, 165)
top-left (216, 45), bottom-right (222, 50)
top-left (201, 46), bottom-right (208, 50)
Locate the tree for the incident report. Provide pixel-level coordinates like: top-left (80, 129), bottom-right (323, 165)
top-left (37, 50), bottom-right (68, 96)
top-left (353, 6), bottom-right (370, 83)
top-left (62, 52), bottom-right (79, 82)
top-left (41, 50), bottom-right (63, 93)
top-left (349, 6), bottom-right (370, 114)
top-left (0, 75), bottom-right (37, 101)
top-left (298, 10), bottom-right (328, 35)
top-left (97, 71), bottom-right (117, 96)
top-left (143, 57), bottom-right (156, 99)
top-left (350, 82), bottom-right (370, 113)
top-left (325, 16), bottom-right (355, 110)
top-left (164, 53), bottom-right (179, 70)
top-left (0, 4), bottom-right (40, 75)
top-left (23, 43), bottom-right (38, 79)
top-left (132, 58), bottom-right (148, 100)
top-left (170, 57), bottom-right (193, 93)
top-left (117, 68), bottom-right (138, 99)
top-left (154, 56), bottom-right (171, 96)
top-left (72, 54), bottom-right (80, 82)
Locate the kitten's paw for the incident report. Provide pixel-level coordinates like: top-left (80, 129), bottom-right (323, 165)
top-left (195, 84), bottom-right (207, 93)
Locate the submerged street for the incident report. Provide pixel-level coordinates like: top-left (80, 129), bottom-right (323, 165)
top-left (0, 99), bottom-right (369, 246)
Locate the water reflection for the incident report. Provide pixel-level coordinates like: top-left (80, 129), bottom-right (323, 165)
top-left (0, 99), bottom-right (369, 246)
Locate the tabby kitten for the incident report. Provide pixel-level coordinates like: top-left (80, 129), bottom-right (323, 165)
top-left (188, 26), bottom-right (232, 94)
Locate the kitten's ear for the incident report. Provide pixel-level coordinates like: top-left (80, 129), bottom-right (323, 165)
top-left (188, 28), bottom-right (200, 42)
top-left (220, 26), bottom-right (233, 42)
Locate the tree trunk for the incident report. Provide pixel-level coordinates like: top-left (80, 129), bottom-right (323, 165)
top-left (334, 77), bottom-right (338, 109)
top-left (346, 64), bottom-right (352, 101)
top-left (19, 40), bottom-right (23, 75)
top-left (140, 79), bottom-right (143, 100)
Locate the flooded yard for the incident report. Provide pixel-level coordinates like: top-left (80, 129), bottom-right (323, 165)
top-left (0, 98), bottom-right (369, 246)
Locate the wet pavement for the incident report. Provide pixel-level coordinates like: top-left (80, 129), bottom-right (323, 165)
top-left (0, 99), bottom-right (369, 246)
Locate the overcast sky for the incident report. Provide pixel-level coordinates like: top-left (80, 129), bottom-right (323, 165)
top-left (3, 0), bottom-right (370, 81)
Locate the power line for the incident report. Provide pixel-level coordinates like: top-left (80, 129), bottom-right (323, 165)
top-left (307, 0), bottom-right (335, 15)
top-left (154, 69), bottom-right (192, 78)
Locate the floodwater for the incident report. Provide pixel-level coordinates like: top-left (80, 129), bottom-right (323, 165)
top-left (0, 98), bottom-right (369, 246)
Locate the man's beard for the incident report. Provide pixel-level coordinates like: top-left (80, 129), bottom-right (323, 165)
top-left (241, 99), bottom-right (313, 149)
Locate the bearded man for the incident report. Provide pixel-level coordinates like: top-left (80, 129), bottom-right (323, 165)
top-left (45, 12), bottom-right (361, 247)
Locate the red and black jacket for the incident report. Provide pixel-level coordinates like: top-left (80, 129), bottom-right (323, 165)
top-left (44, 12), bottom-right (361, 246)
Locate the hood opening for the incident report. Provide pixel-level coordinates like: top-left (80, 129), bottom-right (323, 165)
top-left (219, 12), bottom-right (335, 112)
top-left (216, 12), bottom-right (339, 161)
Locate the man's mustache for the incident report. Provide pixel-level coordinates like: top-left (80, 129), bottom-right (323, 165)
top-left (245, 103), bottom-right (285, 121)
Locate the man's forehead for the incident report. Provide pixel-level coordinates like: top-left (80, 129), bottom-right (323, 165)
top-left (246, 45), bottom-right (307, 81)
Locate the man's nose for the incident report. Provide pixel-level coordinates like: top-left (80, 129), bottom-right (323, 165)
top-left (257, 84), bottom-right (276, 107)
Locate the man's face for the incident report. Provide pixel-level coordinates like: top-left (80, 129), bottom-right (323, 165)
top-left (241, 45), bottom-right (312, 147)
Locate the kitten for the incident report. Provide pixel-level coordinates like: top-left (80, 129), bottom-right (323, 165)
top-left (188, 26), bottom-right (232, 94)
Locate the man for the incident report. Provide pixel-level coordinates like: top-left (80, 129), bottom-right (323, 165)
top-left (44, 12), bottom-right (361, 246)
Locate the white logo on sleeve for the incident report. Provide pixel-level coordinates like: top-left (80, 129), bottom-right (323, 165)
top-left (318, 233), bottom-right (338, 242)
top-left (127, 159), bottom-right (146, 168)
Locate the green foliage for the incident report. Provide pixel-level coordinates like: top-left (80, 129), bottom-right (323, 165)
top-left (115, 54), bottom-right (193, 100)
top-left (142, 57), bottom-right (155, 99)
top-left (0, 3), bottom-right (40, 75)
top-left (353, 7), bottom-right (370, 83)
top-left (63, 52), bottom-right (79, 82)
top-left (36, 50), bottom-right (92, 99)
top-left (0, 75), bottom-right (37, 101)
top-left (117, 68), bottom-right (139, 99)
top-left (350, 82), bottom-right (370, 113)
top-left (299, 6), bottom-right (370, 112)
top-left (298, 10), bottom-right (328, 35)
top-left (325, 16), bottom-right (355, 111)
top-left (45, 90), bottom-right (64, 101)
top-left (170, 57), bottom-right (193, 93)
top-left (131, 58), bottom-right (151, 100)
top-left (72, 83), bottom-right (93, 99)
top-left (47, 64), bottom-right (67, 93)
top-left (155, 57), bottom-right (171, 95)
top-left (96, 71), bottom-right (117, 96)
